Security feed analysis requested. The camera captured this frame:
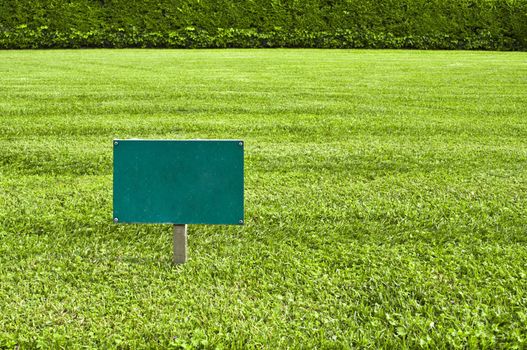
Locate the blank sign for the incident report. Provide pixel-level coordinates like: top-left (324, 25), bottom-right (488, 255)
top-left (113, 140), bottom-right (244, 224)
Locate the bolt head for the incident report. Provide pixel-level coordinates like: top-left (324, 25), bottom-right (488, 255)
top-left (239, 141), bottom-right (243, 146)
top-left (239, 219), bottom-right (244, 224)
top-left (113, 217), bottom-right (119, 223)
top-left (114, 141), bottom-right (118, 145)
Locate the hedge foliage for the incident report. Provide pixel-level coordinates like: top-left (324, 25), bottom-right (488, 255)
top-left (0, 0), bottom-right (526, 50)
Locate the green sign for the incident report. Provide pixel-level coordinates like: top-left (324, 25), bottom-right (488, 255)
top-left (113, 140), bottom-right (244, 225)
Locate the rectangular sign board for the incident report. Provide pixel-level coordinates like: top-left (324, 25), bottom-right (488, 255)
top-left (113, 140), bottom-right (244, 224)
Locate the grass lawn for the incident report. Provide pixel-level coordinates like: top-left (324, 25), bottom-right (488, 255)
top-left (0, 49), bottom-right (526, 349)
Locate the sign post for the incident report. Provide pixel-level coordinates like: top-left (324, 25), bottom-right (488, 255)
top-left (113, 140), bottom-right (244, 264)
top-left (173, 224), bottom-right (187, 264)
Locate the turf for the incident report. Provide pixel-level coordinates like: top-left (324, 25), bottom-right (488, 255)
top-left (0, 49), bottom-right (526, 349)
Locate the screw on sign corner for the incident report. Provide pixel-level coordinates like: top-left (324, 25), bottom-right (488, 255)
top-left (113, 217), bottom-right (119, 223)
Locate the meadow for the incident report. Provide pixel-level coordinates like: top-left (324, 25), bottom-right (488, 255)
top-left (0, 49), bottom-right (526, 348)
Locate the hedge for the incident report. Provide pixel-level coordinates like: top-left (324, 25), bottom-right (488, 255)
top-left (0, 0), bottom-right (525, 50)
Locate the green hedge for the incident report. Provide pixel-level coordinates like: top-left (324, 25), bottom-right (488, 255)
top-left (0, 0), bottom-right (526, 50)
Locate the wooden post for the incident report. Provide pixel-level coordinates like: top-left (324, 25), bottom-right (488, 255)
top-left (173, 224), bottom-right (187, 264)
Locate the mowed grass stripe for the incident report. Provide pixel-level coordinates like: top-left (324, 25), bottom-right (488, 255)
top-left (0, 49), bottom-right (526, 348)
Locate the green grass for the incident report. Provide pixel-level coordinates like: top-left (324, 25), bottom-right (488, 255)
top-left (1, 49), bottom-right (526, 349)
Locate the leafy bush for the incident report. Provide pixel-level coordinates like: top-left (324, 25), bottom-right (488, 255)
top-left (0, 0), bottom-right (525, 49)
